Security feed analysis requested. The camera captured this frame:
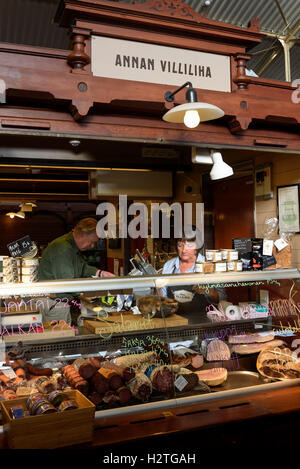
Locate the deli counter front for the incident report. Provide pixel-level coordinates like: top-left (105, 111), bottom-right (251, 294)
top-left (0, 268), bottom-right (300, 450)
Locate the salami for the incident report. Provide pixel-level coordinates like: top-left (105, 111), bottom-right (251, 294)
top-left (150, 366), bottom-right (175, 393)
top-left (97, 368), bottom-right (123, 390)
top-left (127, 373), bottom-right (152, 400)
top-left (91, 370), bottom-right (110, 394)
top-left (117, 386), bottom-right (132, 405)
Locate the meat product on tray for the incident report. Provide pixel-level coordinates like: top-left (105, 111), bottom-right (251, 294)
top-left (149, 365), bottom-right (177, 393)
top-left (174, 368), bottom-right (199, 392)
top-left (97, 367), bottom-right (123, 390)
top-left (195, 368), bottom-right (228, 386)
top-left (231, 339), bottom-right (285, 355)
top-left (114, 351), bottom-right (158, 368)
top-left (257, 345), bottom-right (300, 380)
top-left (204, 339), bottom-right (231, 362)
top-left (228, 331), bottom-right (275, 344)
top-left (127, 372), bottom-right (152, 400)
top-left (171, 346), bottom-right (204, 369)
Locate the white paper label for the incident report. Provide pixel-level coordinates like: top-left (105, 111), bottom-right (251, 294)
top-left (274, 238), bottom-right (288, 251)
top-left (2, 368), bottom-right (17, 379)
top-left (174, 290), bottom-right (195, 303)
top-left (263, 239), bottom-right (274, 256)
top-left (174, 375), bottom-right (188, 391)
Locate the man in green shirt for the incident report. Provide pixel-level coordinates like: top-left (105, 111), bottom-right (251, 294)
top-left (38, 218), bottom-right (114, 323)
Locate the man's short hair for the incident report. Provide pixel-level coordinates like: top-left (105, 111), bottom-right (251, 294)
top-left (74, 218), bottom-right (98, 236)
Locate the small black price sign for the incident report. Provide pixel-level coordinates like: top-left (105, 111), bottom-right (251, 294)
top-left (7, 235), bottom-right (33, 258)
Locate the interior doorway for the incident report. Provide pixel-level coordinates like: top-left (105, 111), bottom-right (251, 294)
top-left (213, 175), bottom-right (255, 249)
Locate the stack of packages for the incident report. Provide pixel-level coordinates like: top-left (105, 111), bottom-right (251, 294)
top-left (2, 257), bottom-right (21, 283)
top-left (232, 218), bottom-right (294, 271)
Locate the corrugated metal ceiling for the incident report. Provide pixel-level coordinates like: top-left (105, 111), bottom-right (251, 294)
top-left (0, 0), bottom-right (299, 81)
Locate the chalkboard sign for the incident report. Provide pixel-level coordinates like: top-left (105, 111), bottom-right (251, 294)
top-left (232, 238), bottom-right (252, 253)
top-left (7, 235), bottom-right (33, 258)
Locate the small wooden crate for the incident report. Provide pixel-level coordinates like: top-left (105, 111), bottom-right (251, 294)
top-left (0, 390), bottom-right (95, 449)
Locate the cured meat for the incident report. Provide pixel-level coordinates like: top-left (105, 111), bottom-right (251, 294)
top-left (174, 368), bottom-right (199, 392)
top-left (72, 358), bottom-right (97, 379)
top-left (191, 354), bottom-right (204, 369)
top-left (103, 390), bottom-right (119, 405)
top-left (228, 331), bottom-right (275, 344)
top-left (206, 339), bottom-right (231, 361)
top-left (62, 364), bottom-right (89, 395)
top-left (97, 368), bottom-right (123, 390)
top-left (91, 370), bottom-right (110, 394)
top-left (150, 366), bottom-right (174, 393)
top-left (114, 351), bottom-right (158, 368)
top-left (195, 368), bottom-right (228, 386)
top-left (231, 339), bottom-right (284, 355)
top-left (127, 372), bottom-right (152, 400)
top-left (117, 386), bottom-right (132, 405)
top-left (257, 345), bottom-right (300, 380)
top-left (88, 391), bottom-right (103, 406)
top-left (171, 346), bottom-right (204, 369)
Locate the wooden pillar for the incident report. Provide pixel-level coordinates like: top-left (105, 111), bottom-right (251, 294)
top-left (233, 53), bottom-right (252, 90)
top-left (67, 28), bottom-right (91, 72)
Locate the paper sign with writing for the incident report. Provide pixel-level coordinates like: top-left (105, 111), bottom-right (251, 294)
top-left (7, 235), bottom-right (33, 257)
top-left (92, 36), bottom-right (231, 92)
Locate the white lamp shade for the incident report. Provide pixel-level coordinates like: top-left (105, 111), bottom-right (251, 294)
top-left (16, 211), bottom-right (25, 219)
top-left (210, 152), bottom-right (233, 180)
top-left (163, 102), bottom-right (224, 125)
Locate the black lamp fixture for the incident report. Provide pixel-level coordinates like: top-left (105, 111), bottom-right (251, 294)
top-left (162, 81), bottom-right (224, 128)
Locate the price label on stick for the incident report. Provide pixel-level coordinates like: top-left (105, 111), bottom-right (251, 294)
top-left (7, 235), bottom-right (34, 258)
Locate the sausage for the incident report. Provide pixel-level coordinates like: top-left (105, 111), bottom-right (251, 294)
top-left (74, 380), bottom-right (89, 396)
top-left (72, 357), bottom-right (97, 379)
top-left (150, 366), bottom-right (174, 393)
top-left (175, 370), bottom-right (199, 392)
top-left (91, 371), bottom-right (110, 394)
top-left (97, 368), bottom-right (123, 390)
top-left (127, 373), bottom-right (152, 401)
top-left (88, 357), bottom-right (104, 369)
top-left (103, 390), bottom-right (118, 405)
top-left (100, 361), bottom-right (135, 382)
top-left (117, 386), bottom-right (132, 405)
top-left (89, 391), bottom-right (103, 406)
top-left (62, 365), bottom-right (89, 395)
top-left (100, 361), bottom-right (124, 376)
top-left (78, 362), bottom-right (97, 380)
top-left (26, 363), bottom-right (53, 377)
top-left (123, 367), bottom-right (136, 382)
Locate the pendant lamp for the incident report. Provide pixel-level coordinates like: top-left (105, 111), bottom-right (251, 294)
top-left (162, 82), bottom-right (224, 128)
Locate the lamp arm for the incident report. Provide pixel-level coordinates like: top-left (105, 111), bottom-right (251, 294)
top-left (165, 81), bottom-right (193, 102)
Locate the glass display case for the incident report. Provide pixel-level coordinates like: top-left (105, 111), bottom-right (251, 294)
top-left (0, 268), bottom-right (300, 427)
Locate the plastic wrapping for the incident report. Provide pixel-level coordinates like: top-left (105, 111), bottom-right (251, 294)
top-left (261, 217), bottom-right (278, 239)
top-left (256, 345), bottom-right (300, 380)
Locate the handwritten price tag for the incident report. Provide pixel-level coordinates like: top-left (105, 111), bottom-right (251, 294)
top-left (7, 235), bottom-right (33, 257)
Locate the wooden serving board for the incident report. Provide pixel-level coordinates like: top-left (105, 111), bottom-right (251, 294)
top-left (84, 313), bottom-right (188, 335)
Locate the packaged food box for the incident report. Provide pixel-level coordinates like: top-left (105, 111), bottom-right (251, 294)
top-left (0, 389), bottom-right (95, 449)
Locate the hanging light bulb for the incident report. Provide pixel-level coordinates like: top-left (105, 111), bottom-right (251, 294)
top-left (6, 212), bottom-right (16, 218)
top-left (183, 110), bottom-right (201, 128)
top-left (163, 82), bottom-right (224, 128)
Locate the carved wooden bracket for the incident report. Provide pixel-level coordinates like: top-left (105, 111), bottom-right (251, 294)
top-left (67, 28), bottom-right (91, 71)
top-left (228, 116), bottom-right (252, 134)
top-left (233, 53), bottom-right (252, 90)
